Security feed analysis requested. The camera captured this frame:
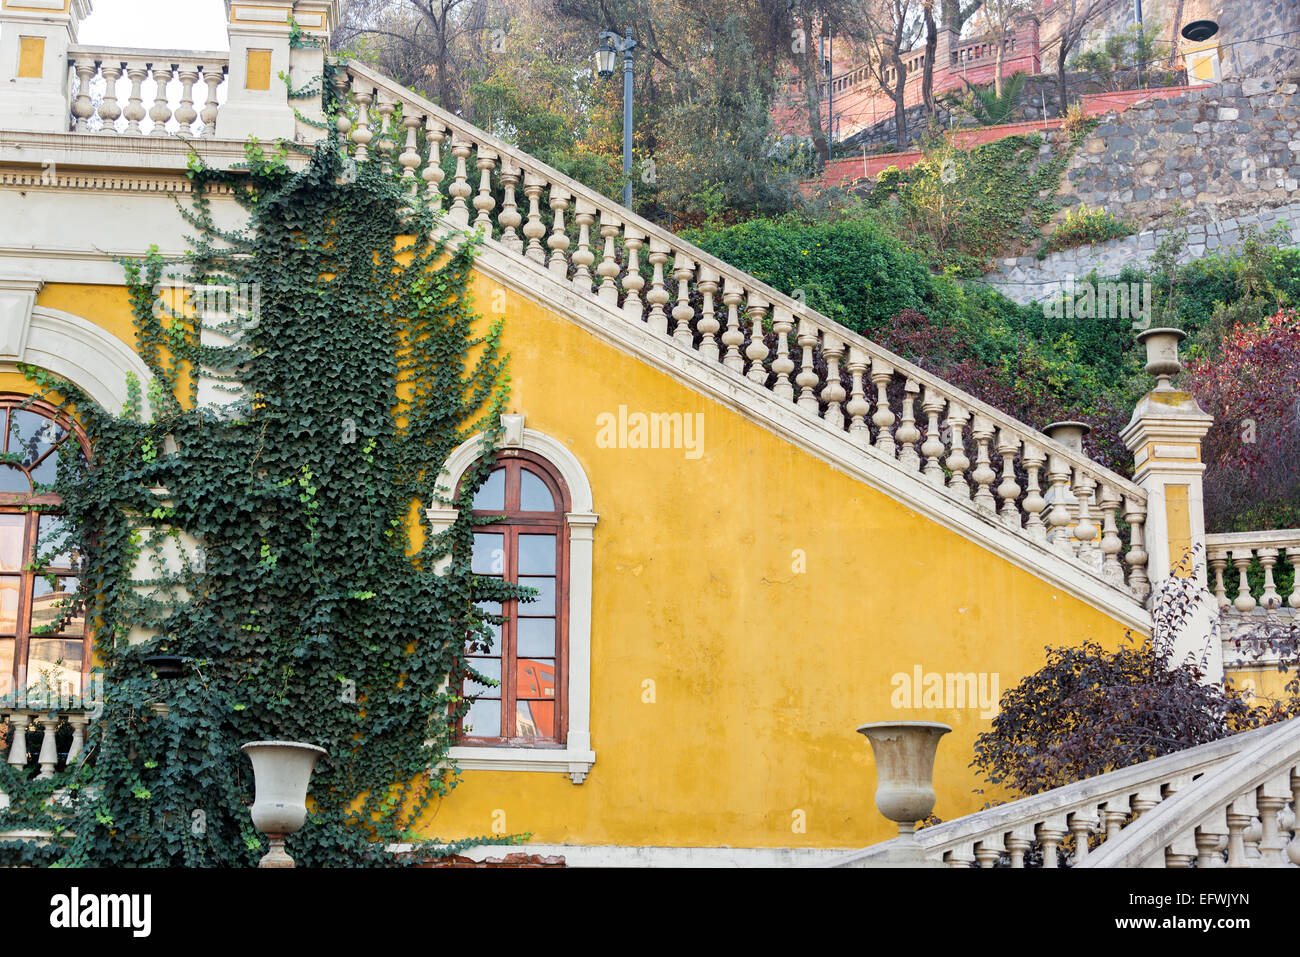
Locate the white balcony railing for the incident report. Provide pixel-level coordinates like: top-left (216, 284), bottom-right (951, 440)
top-left (66, 46), bottom-right (229, 137)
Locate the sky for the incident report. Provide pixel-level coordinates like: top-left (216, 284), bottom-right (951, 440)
top-left (78, 0), bottom-right (229, 51)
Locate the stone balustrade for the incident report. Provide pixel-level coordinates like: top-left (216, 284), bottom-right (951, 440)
top-left (2, 702), bottom-right (95, 783)
top-left (827, 718), bottom-right (1299, 867)
top-left (1207, 530), bottom-right (1300, 615)
top-left (65, 47), bottom-right (229, 137)
top-left (338, 59), bottom-right (1150, 604)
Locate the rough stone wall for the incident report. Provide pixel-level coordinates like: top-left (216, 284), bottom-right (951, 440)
top-left (984, 200), bottom-right (1300, 305)
top-left (1061, 77), bottom-right (1300, 229)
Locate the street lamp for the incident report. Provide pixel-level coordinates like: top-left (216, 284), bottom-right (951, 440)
top-left (595, 29), bottom-right (637, 208)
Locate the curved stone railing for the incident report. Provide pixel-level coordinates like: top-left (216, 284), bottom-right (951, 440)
top-left (1208, 530), bottom-right (1300, 615)
top-left (337, 58), bottom-right (1150, 605)
top-left (826, 718), bottom-right (1298, 867)
top-left (65, 46), bottom-right (229, 137)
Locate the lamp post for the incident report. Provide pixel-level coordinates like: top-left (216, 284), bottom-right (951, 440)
top-left (595, 29), bottom-right (637, 208)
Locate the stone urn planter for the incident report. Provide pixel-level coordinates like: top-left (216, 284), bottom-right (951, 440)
top-left (1136, 327), bottom-right (1186, 390)
top-left (857, 721), bottom-right (951, 859)
top-left (241, 740), bottom-right (327, 868)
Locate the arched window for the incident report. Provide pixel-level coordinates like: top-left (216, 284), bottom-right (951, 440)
top-left (0, 396), bottom-right (88, 700)
top-left (460, 450), bottom-right (569, 746)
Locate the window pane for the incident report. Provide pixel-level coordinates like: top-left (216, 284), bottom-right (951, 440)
top-left (469, 600), bottom-right (501, 653)
top-left (10, 410), bottom-right (64, 468)
top-left (515, 700), bottom-right (555, 739)
top-left (471, 468), bottom-right (505, 510)
top-left (0, 637), bottom-right (11, 696)
top-left (516, 658), bottom-right (556, 699)
top-left (516, 617), bottom-right (555, 657)
top-left (464, 697), bottom-right (501, 737)
top-left (519, 469), bottom-right (555, 511)
top-left (29, 451), bottom-right (58, 488)
top-left (471, 533), bottom-right (504, 574)
top-left (37, 514), bottom-right (74, 569)
top-left (517, 534), bottom-right (556, 575)
top-left (518, 576), bottom-right (555, 615)
top-left (26, 638), bottom-right (82, 695)
top-left (0, 576), bottom-right (18, 633)
top-left (465, 657), bottom-right (501, 696)
top-left (0, 465), bottom-right (29, 494)
top-left (31, 576), bottom-right (82, 636)
top-left (0, 514), bottom-right (24, 571)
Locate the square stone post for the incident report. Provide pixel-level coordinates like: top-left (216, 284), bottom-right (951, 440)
top-left (220, 0), bottom-right (338, 143)
top-left (1120, 327), bottom-right (1220, 681)
top-left (0, 0), bottom-right (93, 132)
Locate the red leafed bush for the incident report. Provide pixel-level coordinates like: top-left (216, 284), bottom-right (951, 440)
top-left (1187, 308), bottom-right (1300, 532)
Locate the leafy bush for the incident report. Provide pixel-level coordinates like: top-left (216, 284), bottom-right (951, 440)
top-left (1046, 204), bottom-right (1137, 252)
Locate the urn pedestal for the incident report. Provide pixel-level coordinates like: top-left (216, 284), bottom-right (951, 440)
top-left (857, 721), bottom-right (951, 867)
top-left (241, 740), bottom-right (326, 868)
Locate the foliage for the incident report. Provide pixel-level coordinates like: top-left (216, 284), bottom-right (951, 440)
top-left (944, 71), bottom-right (1029, 127)
top-left (972, 567), bottom-right (1294, 797)
top-left (1045, 203), bottom-right (1137, 253)
top-left (0, 54), bottom-right (524, 866)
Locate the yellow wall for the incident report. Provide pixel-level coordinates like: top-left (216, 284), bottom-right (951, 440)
top-left (414, 269), bottom-right (1140, 849)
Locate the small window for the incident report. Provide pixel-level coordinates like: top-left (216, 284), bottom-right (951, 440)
top-left (458, 452), bottom-right (568, 746)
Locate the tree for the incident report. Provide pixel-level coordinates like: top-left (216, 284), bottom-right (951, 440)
top-left (972, 569), bottom-right (1284, 797)
top-left (977, 0), bottom-right (1028, 96)
top-left (1049, 0), bottom-right (1111, 113)
top-left (843, 0), bottom-right (924, 149)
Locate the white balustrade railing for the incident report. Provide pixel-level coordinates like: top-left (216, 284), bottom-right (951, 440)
top-left (338, 58), bottom-right (1149, 603)
top-left (826, 718), bottom-right (1298, 867)
top-left (2, 704), bottom-right (93, 782)
top-left (1208, 530), bottom-right (1300, 615)
top-left (65, 46), bottom-right (228, 137)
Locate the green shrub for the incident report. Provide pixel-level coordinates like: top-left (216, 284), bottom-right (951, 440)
top-left (1046, 204), bottom-right (1137, 252)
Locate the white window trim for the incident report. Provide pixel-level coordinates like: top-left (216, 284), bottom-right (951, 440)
top-left (428, 415), bottom-right (598, 784)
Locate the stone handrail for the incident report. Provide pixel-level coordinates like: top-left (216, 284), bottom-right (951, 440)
top-left (1207, 529), bottom-right (1300, 613)
top-left (826, 719), bottom-right (1296, 867)
top-left (66, 45), bottom-right (230, 137)
top-left (1081, 716), bottom-right (1300, 867)
top-left (339, 57), bottom-right (1150, 605)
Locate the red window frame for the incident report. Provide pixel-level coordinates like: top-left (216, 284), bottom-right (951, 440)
top-left (457, 449), bottom-right (570, 747)
top-left (0, 394), bottom-right (91, 700)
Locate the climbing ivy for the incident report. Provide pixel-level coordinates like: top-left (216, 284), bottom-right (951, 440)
top-left (0, 51), bottom-right (526, 866)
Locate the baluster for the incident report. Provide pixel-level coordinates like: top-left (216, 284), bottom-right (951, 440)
top-left (1289, 769), bottom-right (1300, 866)
top-left (36, 713), bottom-right (58, 778)
top-left (1097, 484), bottom-right (1124, 583)
top-left (995, 432), bottom-right (1022, 529)
top-left (374, 95), bottom-right (395, 173)
top-left (201, 64), bottom-right (223, 137)
top-left (400, 112), bottom-right (424, 190)
top-left (1209, 551), bottom-right (1231, 609)
top-left (670, 253), bottom-right (695, 348)
top-left (98, 61), bottom-right (123, 134)
top-left (572, 200), bottom-right (599, 293)
top-left (920, 389), bottom-right (946, 487)
top-left (1006, 825), bottom-right (1034, 868)
top-left (644, 238), bottom-right (670, 334)
top-left (869, 361), bottom-right (896, 456)
top-left (1036, 818), bottom-right (1068, 868)
top-left (970, 416), bottom-right (997, 514)
top-left (496, 160), bottom-right (523, 250)
top-left (945, 845), bottom-right (976, 868)
top-left (1256, 775), bottom-right (1291, 864)
top-left (696, 268), bottom-right (721, 361)
top-left (1046, 454), bottom-right (1073, 555)
top-left (1231, 549), bottom-right (1257, 613)
top-left (517, 171), bottom-right (548, 260)
top-left (1226, 795), bottom-right (1255, 867)
top-left (351, 85), bottom-right (373, 161)
top-left (67, 713), bottom-right (88, 765)
top-left (1257, 549), bottom-right (1281, 609)
top-left (423, 121), bottom-right (446, 211)
top-left (547, 187), bottom-right (571, 277)
top-left (72, 60), bottom-right (96, 132)
top-left (1072, 471), bottom-right (1099, 567)
top-left (6, 711), bottom-right (28, 767)
top-left (1021, 443), bottom-right (1047, 542)
top-left (1195, 812), bottom-right (1229, 868)
top-left (1289, 549), bottom-right (1300, 609)
top-left (446, 135), bottom-right (474, 226)
top-left (470, 146), bottom-right (498, 228)
top-left (332, 69), bottom-right (351, 139)
top-left (148, 62), bottom-right (173, 136)
top-left (1124, 498), bottom-right (1150, 600)
top-left (1068, 810), bottom-right (1098, 864)
top-left (621, 227), bottom-right (645, 321)
top-left (897, 380), bottom-right (921, 471)
top-left (845, 349), bottom-right (870, 445)
top-left (720, 279), bottom-right (745, 373)
top-left (175, 67), bottom-right (199, 135)
top-left (795, 321), bottom-right (819, 413)
top-left (744, 293), bottom-right (769, 385)
top-left (974, 835), bottom-right (1004, 868)
top-left (123, 63), bottom-right (148, 135)
top-left (945, 404), bottom-right (971, 498)
top-left (821, 334), bottom-right (846, 430)
top-left (1102, 797), bottom-right (1130, 841)
top-left (596, 212), bottom-right (621, 306)
top-left (770, 306), bottom-right (795, 400)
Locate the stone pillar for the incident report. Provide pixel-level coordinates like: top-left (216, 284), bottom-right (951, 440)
top-left (1120, 327), bottom-right (1220, 681)
top-left (220, 0), bottom-right (338, 143)
top-left (0, 0), bottom-right (93, 132)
